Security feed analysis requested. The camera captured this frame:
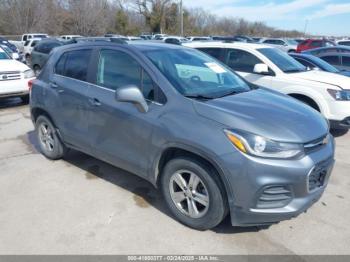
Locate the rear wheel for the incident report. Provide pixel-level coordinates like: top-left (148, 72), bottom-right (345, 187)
top-left (161, 157), bottom-right (227, 230)
top-left (35, 115), bottom-right (67, 160)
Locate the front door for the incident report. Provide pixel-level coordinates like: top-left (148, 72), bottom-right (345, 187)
top-left (224, 48), bottom-right (273, 87)
top-left (86, 48), bottom-right (165, 177)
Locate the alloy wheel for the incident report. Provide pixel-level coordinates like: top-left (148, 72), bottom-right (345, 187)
top-left (38, 122), bottom-right (55, 152)
top-left (169, 170), bottom-right (209, 219)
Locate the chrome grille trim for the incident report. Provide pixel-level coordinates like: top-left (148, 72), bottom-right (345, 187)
top-left (0, 71), bottom-right (22, 81)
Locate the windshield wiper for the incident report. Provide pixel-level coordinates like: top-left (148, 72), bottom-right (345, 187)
top-left (284, 69), bottom-right (305, 73)
top-left (216, 89), bottom-right (247, 98)
top-left (184, 94), bottom-right (214, 100)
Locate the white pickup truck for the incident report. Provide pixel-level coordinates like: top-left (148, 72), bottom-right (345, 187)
top-left (10, 33), bottom-right (48, 53)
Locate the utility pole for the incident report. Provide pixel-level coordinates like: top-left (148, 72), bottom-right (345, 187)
top-left (179, 0), bottom-right (183, 36)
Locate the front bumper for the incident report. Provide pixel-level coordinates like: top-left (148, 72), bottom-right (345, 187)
top-left (326, 100), bottom-right (350, 126)
top-left (218, 135), bottom-right (335, 227)
top-left (330, 117), bottom-right (350, 129)
top-left (0, 78), bottom-right (33, 98)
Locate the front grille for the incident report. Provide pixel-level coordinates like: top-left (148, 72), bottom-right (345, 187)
top-left (304, 134), bottom-right (328, 153)
top-left (0, 71), bottom-right (21, 81)
top-left (308, 158), bottom-right (332, 191)
top-left (256, 186), bottom-right (292, 209)
top-left (340, 117), bottom-right (350, 127)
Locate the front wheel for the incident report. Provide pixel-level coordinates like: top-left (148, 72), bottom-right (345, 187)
top-left (33, 65), bottom-right (41, 76)
top-left (161, 157), bottom-right (227, 230)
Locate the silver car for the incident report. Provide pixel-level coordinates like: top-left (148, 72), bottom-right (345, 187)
top-left (260, 38), bottom-right (298, 53)
top-left (29, 42), bottom-right (335, 230)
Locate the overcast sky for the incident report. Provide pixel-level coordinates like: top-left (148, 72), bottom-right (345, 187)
top-left (184, 0), bottom-right (350, 36)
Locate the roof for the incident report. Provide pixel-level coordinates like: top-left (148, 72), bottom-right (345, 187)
top-left (56, 40), bottom-right (185, 53)
top-left (183, 41), bottom-right (272, 50)
top-left (303, 46), bottom-right (350, 54)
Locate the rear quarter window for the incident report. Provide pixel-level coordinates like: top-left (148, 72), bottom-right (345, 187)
top-left (54, 49), bottom-right (92, 82)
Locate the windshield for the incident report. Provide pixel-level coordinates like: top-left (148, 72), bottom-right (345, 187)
top-left (0, 50), bottom-right (10, 59)
top-left (144, 48), bottom-right (251, 98)
top-left (1, 46), bottom-right (12, 54)
top-left (258, 48), bottom-right (307, 73)
top-left (311, 56), bottom-right (339, 73)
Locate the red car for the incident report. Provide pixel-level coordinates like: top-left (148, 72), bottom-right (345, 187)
top-left (296, 39), bottom-right (336, 53)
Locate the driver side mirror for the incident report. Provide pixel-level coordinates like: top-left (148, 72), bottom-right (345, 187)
top-left (115, 85), bottom-right (149, 113)
top-left (12, 53), bottom-right (19, 60)
top-left (253, 63), bottom-right (270, 75)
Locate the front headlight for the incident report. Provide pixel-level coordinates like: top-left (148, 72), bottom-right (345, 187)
top-left (224, 129), bottom-right (304, 159)
top-left (327, 89), bottom-right (350, 101)
top-left (23, 69), bottom-right (35, 79)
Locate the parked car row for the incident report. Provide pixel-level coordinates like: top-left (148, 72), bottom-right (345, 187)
top-left (26, 39), bottom-right (344, 231)
top-left (185, 41), bottom-right (350, 129)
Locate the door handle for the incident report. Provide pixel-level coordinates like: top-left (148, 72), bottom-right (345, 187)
top-left (50, 82), bottom-right (58, 89)
top-left (88, 98), bottom-right (102, 107)
top-left (50, 82), bottom-right (64, 93)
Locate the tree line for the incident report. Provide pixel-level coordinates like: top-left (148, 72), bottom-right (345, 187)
top-left (0, 0), bottom-right (305, 38)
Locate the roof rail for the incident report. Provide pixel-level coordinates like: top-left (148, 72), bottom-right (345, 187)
top-left (75, 37), bottom-right (128, 45)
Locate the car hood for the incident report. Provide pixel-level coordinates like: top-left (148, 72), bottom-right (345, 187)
top-left (193, 88), bottom-right (328, 143)
top-left (289, 70), bottom-right (350, 89)
top-left (339, 70), bottom-right (350, 77)
top-left (0, 59), bottom-right (29, 72)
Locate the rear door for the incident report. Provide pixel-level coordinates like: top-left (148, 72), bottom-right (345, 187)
top-left (50, 48), bottom-right (94, 150)
top-left (86, 48), bottom-right (166, 177)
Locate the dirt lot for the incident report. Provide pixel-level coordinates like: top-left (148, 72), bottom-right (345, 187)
top-left (0, 98), bottom-right (350, 255)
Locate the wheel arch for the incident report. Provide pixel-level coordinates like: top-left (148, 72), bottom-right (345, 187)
top-left (288, 93), bottom-right (321, 111)
top-left (153, 144), bottom-right (234, 209)
top-left (31, 107), bottom-right (56, 125)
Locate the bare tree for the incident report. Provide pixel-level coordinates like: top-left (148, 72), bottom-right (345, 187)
top-left (0, 0), bottom-right (305, 37)
top-left (133, 0), bottom-right (171, 33)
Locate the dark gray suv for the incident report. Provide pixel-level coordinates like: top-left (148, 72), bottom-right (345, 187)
top-left (30, 42), bottom-right (335, 230)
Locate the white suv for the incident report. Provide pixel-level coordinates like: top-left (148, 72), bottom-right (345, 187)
top-left (0, 47), bottom-right (35, 103)
top-left (259, 38), bottom-right (298, 53)
top-left (185, 42), bottom-right (350, 129)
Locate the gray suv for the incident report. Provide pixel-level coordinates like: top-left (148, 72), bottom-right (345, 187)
top-left (30, 42), bottom-right (335, 230)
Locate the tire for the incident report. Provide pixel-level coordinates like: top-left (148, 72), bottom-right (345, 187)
top-left (35, 115), bottom-right (67, 160)
top-left (21, 95), bottom-right (29, 104)
top-left (25, 54), bottom-right (31, 65)
top-left (33, 65), bottom-right (41, 76)
top-left (161, 157), bottom-right (227, 230)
